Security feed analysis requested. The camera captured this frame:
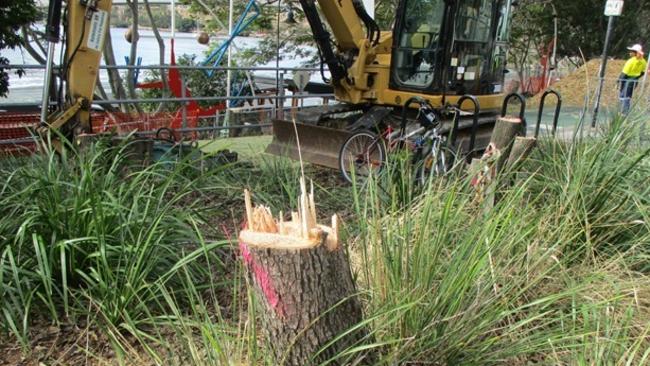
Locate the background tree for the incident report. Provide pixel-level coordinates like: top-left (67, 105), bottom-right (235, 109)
top-left (0, 0), bottom-right (39, 97)
top-left (508, 1), bottom-right (548, 88)
top-left (510, 0), bottom-right (650, 63)
top-left (125, 0), bottom-right (144, 113)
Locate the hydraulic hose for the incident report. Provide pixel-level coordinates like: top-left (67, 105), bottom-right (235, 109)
top-left (351, 0), bottom-right (381, 46)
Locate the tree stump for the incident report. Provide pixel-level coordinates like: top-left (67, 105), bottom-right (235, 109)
top-left (239, 180), bottom-right (369, 365)
top-left (489, 116), bottom-right (525, 173)
top-left (506, 136), bottom-right (537, 169)
top-left (471, 116), bottom-right (527, 208)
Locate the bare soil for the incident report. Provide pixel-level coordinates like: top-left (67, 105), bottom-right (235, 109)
top-left (529, 59), bottom-right (632, 108)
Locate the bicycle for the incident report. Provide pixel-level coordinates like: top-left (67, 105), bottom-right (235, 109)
top-left (415, 103), bottom-right (461, 185)
top-left (338, 97), bottom-right (454, 184)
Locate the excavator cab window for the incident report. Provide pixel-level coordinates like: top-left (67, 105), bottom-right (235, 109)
top-left (446, 0), bottom-right (512, 95)
top-left (390, 0), bottom-right (512, 96)
top-left (490, 0), bottom-right (512, 92)
top-left (391, 0), bottom-right (447, 89)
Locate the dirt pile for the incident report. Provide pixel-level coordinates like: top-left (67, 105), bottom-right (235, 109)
top-left (529, 59), bottom-right (633, 108)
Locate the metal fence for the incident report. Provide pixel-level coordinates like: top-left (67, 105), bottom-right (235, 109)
top-left (0, 63), bottom-right (335, 147)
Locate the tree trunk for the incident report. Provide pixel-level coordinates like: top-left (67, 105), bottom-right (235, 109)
top-left (95, 75), bottom-right (108, 101)
top-left (514, 38), bottom-right (531, 93)
top-left (143, 0), bottom-right (169, 113)
top-left (239, 182), bottom-right (371, 366)
top-left (489, 116), bottom-right (525, 173)
top-left (125, 0), bottom-right (143, 114)
top-left (103, 30), bottom-right (129, 113)
top-left (506, 136), bottom-right (537, 169)
top-left (20, 26), bottom-right (46, 64)
top-left (471, 116), bottom-right (526, 208)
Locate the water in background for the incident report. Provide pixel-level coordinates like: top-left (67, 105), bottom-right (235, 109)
top-left (3, 28), bottom-right (318, 105)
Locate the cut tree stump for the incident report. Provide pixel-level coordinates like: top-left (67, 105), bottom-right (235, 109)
top-left (489, 116), bottom-right (525, 173)
top-left (506, 136), bottom-right (537, 169)
top-left (239, 179), bottom-right (369, 366)
top-left (471, 116), bottom-right (529, 208)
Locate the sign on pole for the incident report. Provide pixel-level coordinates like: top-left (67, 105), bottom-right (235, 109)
top-left (293, 71), bottom-right (311, 92)
top-left (593, 0), bottom-right (624, 127)
top-left (604, 0), bottom-right (624, 16)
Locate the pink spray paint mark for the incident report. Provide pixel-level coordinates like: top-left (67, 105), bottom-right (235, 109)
top-left (240, 242), bottom-right (285, 317)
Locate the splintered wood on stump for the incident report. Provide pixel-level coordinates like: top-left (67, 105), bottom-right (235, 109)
top-left (471, 116), bottom-right (525, 208)
top-left (239, 180), bottom-right (369, 366)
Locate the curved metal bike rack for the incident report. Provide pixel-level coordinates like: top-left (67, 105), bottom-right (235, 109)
top-left (501, 92), bottom-right (527, 128)
top-left (399, 96), bottom-right (430, 134)
top-left (449, 94), bottom-right (480, 162)
top-left (535, 90), bottom-right (562, 138)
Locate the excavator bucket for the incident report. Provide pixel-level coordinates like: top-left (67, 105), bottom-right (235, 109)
top-left (265, 119), bottom-right (352, 170)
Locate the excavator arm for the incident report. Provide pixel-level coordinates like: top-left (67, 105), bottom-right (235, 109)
top-left (39, 0), bottom-right (112, 141)
top-left (297, 0), bottom-right (392, 104)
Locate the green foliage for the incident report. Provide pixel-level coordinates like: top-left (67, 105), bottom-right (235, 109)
top-left (0, 138), bottom-right (228, 346)
top-left (138, 53), bottom-right (228, 112)
top-left (181, 0), bottom-right (412, 66)
top-left (184, 0), bottom-right (277, 34)
top-left (511, 0), bottom-right (650, 62)
top-left (346, 120), bottom-right (650, 364)
top-left (0, 0), bottom-right (39, 97)
top-left (111, 5), bottom-right (197, 32)
top-left (1, 118), bottom-right (649, 364)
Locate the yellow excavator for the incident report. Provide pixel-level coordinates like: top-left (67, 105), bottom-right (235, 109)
top-left (267, 0), bottom-right (515, 168)
top-left (39, 0), bottom-right (515, 166)
top-left (39, 0), bottom-right (112, 146)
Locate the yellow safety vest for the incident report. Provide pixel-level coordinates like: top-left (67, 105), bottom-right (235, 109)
top-left (622, 56), bottom-right (648, 78)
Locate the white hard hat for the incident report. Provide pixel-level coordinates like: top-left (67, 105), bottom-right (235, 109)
top-left (627, 44), bottom-right (644, 53)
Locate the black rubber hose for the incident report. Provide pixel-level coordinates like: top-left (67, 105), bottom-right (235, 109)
top-left (351, 0), bottom-right (381, 46)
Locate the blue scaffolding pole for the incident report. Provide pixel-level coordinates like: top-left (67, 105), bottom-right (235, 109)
top-left (201, 0), bottom-right (260, 78)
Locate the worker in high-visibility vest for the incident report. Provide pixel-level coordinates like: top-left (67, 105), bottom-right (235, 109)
top-left (619, 44), bottom-right (648, 114)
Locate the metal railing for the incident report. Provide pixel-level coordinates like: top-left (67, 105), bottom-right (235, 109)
top-left (1, 64), bottom-right (327, 72)
top-left (0, 63), bottom-right (337, 145)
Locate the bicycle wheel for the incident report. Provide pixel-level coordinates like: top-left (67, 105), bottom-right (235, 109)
top-left (338, 131), bottom-right (386, 184)
top-left (417, 138), bottom-right (453, 185)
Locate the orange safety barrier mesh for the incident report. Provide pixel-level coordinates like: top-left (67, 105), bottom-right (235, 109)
top-left (0, 109), bottom-right (214, 156)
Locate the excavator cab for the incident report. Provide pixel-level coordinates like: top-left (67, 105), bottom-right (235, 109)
top-left (391, 0), bottom-right (513, 96)
top-left (266, 0), bottom-right (515, 169)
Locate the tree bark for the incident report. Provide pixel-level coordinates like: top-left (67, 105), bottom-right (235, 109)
top-left (471, 117), bottom-right (526, 208)
top-left (143, 0), bottom-right (169, 113)
top-left (125, 0), bottom-right (143, 114)
top-left (514, 38), bottom-right (532, 93)
top-left (20, 26), bottom-right (46, 64)
top-left (506, 136), bottom-right (537, 169)
top-left (239, 183), bottom-right (370, 366)
top-left (489, 116), bottom-right (525, 173)
top-left (103, 30), bottom-right (129, 113)
top-left (95, 74), bottom-right (108, 101)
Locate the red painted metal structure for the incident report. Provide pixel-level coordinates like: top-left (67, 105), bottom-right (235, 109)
top-left (0, 40), bottom-right (225, 155)
top-left (523, 40), bottom-right (556, 96)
